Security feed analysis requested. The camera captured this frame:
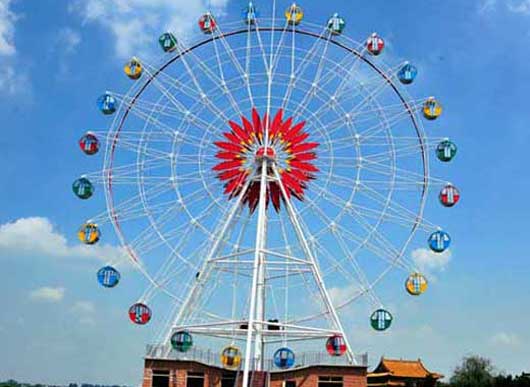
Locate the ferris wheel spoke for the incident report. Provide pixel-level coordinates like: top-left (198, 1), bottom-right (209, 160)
top-left (336, 224), bottom-right (414, 273)
top-left (355, 142), bottom-right (433, 164)
top-left (347, 98), bottom-right (424, 123)
top-left (173, 41), bottom-right (245, 124)
top-left (141, 68), bottom-right (224, 131)
top-left (314, 188), bottom-right (416, 271)
top-left (350, 98), bottom-right (424, 123)
top-left (318, 59), bottom-right (399, 100)
top-left (141, 229), bottom-right (199, 302)
top-left (98, 176), bottom-right (172, 186)
top-left (349, 201), bottom-right (431, 232)
top-left (315, 203), bottom-right (407, 270)
top-left (356, 182), bottom-right (438, 231)
top-left (300, 192), bottom-right (405, 269)
top-left (112, 94), bottom-right (212, 140)
top-left (314, 169), bottom-right (424, 191)
top-left (243, 22), bottom-right (256, 109)
top-left (359, 158), bottom-right (447, 186)
top-left (292, 37), bottom-right (367, 122)
top-left (315, 40), bottom-right (368, 92)
top-left (251, 20), bottom-right (272, 74)
top-left (291, 35), bottom-right (333, 121)
top-left (318, 133), bottom-right (406, 153)
top-left (113, 95), bottom-right (188, 121)
top-left (174, 41), bottom-right (225, 91)
top-left (311, 237), bottom-right (372, 301)
top-left (143, 58), bottom-right (231, 132)
top-left (269, 21), bottom-right (292, 75)
top-left (86, 179), bottom-right (175, 225)
top-left (280, 25), bottom-right (330, 112)
top-left (139, 185), bottom-right (227, 262)
top-left (317, 233), bottom-right (383, 308)
top-left (103, 130), bottom-right (210, 147)
top-left (356, 111), bottom-right (423, 140)
top-left (142, 61), bottom-right (202, 101)
top-left (143, 200), bottom-right (233, 302)
top-left (321, 100), bottom-right (423, 140)
top-left (325, 99), bottom-right (421, 141)
top-left (114, 138), bottom-right (174, 160)
top-left (208, 32), bottom-right (248, 117)
top-left (131, 190), bottom-right (220, 259)
top-left (286, 33), bottom-right (334, 120)
top-left (356, 180), bottom-right (429, 191)
top-left (112, 95), bottom-right (187, 130)
top-left (84, 158), bottom-right (168, 182)
top-left (212, 24), bottom-right (256, 111)
top-left (110, 204), bottom-right (185, 238)
top-left (279, 19), bottom-right (296, 113)
top-left (314, 62), bottom-right (404, 121)
top-left (299, 192), bottom-right (397, 264)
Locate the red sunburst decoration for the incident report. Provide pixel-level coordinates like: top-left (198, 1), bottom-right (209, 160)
top-left (213, 108), bottom-right (319, 212)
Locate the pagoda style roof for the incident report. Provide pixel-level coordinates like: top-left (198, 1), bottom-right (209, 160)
top-left (369, 357), bottom-right (443, 379)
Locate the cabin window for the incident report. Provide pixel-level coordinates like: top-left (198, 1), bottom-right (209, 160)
top-left (152, 370), bottom-right (169, 387)
top-left (318, 376), bottom-right (343, 387)
top-left (186, 372), bottom-right (205, 387)
top-left (221, 375), bottom-right (236, 387)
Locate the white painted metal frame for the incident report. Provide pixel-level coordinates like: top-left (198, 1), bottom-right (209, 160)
top-left (79, 7), bottom-right (453, 387)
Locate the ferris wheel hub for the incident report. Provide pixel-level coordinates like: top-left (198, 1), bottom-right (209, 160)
top-left (213, 108), bottom-right (319, 213)
top-left (255, 146), bottom-right (276, 161)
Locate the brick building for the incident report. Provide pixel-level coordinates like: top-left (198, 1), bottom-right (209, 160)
top-left (142, 345), bottom-right (368, 387)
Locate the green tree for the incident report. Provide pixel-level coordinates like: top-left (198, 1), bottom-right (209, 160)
top-left (450, 355), bottom-right (495, 387)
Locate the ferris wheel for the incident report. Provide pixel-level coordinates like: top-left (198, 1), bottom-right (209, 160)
top-left (74, 2), bottom-right (458, 384)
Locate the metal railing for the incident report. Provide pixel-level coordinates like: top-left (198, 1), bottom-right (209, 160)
top-left (145, 344), bottom-right (368, 370)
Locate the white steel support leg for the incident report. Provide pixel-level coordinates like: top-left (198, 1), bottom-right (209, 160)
top-left (242, 159), bottom-right (269, 387)
top-left (272, 165), bottom-right (356, 365)
top-left (165, 177), bottom-right (254, 343)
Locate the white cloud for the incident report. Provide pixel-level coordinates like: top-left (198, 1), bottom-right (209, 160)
top-left (509, 0), bottom-right (530, 14)
top-left (70, 0), bottom-right (229, 59)
top-left (0, 0), bottom-right (16, 56)
top-left (53, 28), bottom-right (83, 80)
top-left (56, 27), bottom-right (82, 54)
top-left (490, 332), bottom-right (521, 347)
top-left (481, 0), bottom-right (530, 15)
top-left (29, 286), bottom-right (65, 303)
top-left (0, 0), bottom-right (32, 97)
top-left (0, 217), bottom-right (126, 263)
top-left (71, 301), bottom-right (96, 325)
top-left (479, 0), bottom-right (497, 14)
top-left (329, 284), bottom-right (360, 306)
top-left (411, 248), bottom-right (452, 274)
top-left (71, 300), bottom-right (95, 314)
top-left (0, 64), bottom-right (28, 94)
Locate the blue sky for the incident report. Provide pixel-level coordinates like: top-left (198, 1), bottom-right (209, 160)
top-left (1, 0), bottom-right (530, 385)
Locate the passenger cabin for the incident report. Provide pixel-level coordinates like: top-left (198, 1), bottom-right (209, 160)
top-left (367, 358), bottom-right (443, 387)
